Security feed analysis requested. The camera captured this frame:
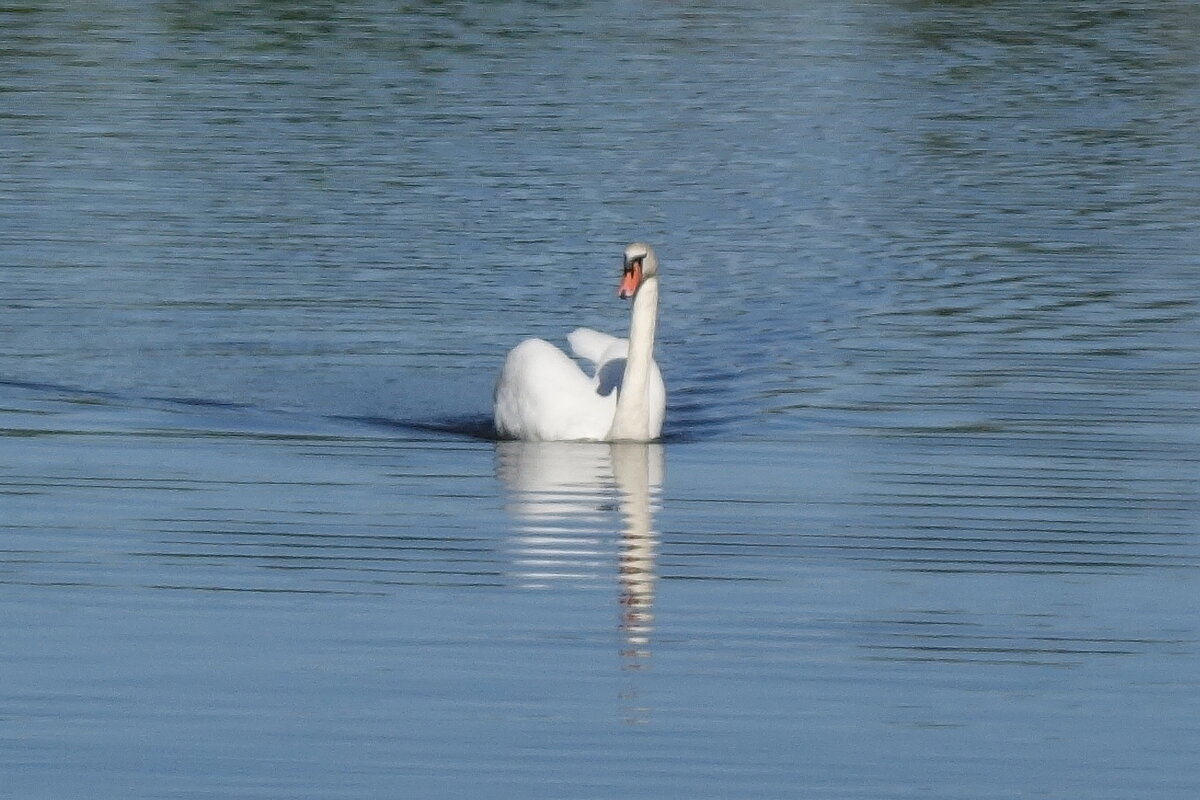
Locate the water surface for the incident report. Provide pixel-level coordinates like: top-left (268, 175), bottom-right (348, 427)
top-left (2, 2), bottom-right (1198, 798)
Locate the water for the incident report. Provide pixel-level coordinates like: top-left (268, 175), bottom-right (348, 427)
top-left (2, 2), bottom-right (1198, 798)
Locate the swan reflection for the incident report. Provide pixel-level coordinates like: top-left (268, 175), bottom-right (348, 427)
top-left (495, 441), bottom-right (663, 671)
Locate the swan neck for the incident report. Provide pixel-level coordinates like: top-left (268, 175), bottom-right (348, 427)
top-left (609, 276), bottom-right (659, 441)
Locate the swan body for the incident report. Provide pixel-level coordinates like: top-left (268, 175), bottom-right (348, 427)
top-left (494, 243), bottom-right (666, 442)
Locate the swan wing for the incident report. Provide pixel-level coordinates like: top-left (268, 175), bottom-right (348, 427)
top-left (494, 338), bottom-right (616, 441)
top-left (567, 327), bottom-right (624, 366)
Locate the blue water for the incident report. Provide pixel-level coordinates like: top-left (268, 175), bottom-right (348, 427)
top-left (2, 2), bottom-right (1198, 798)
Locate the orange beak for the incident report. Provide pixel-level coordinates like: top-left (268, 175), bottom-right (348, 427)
top-left (618, 262), bottom-right (642, 299)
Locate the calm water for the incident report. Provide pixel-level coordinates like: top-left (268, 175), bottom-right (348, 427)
top-left (3, 2), bottom-right (1199, 798)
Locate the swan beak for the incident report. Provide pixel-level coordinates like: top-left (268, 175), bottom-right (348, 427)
top-left (618, 262), bottom-right (642, 299)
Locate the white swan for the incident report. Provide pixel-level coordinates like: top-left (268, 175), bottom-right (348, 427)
top-left (493, 243), bottom-right (666, 442)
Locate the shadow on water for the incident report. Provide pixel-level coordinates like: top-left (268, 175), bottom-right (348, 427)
top-left (0, 377), bottom-right (725, 444)
top-left (0, 376), bottom-right (487, 440)
top-left (349, 413), bottom-right (710, 444)
top-left (0, 377), bottom-right (256, 414)
top-left (335, 412), bottom-right (501, 441)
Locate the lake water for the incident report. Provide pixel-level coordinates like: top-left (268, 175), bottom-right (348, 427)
top-left (2, 2), bottom-right (1198, 798)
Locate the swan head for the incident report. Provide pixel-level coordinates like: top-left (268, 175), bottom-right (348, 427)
top-left (619, 242), bottom-right (658, 299)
